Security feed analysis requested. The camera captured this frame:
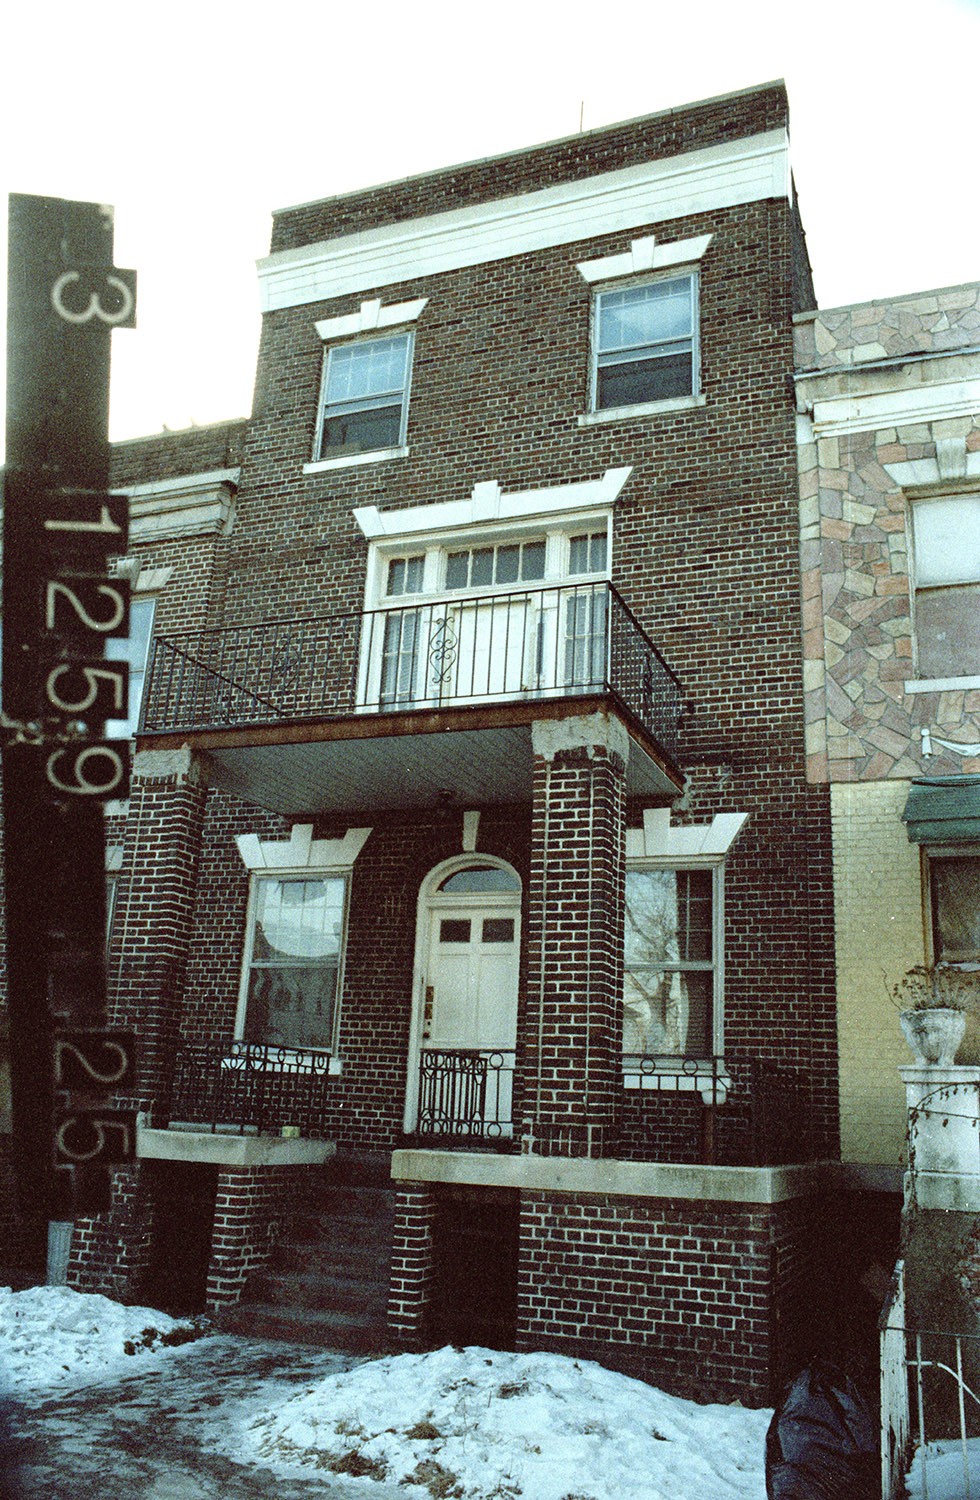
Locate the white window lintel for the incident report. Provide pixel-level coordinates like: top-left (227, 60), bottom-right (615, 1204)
top-left (315, 297), bottom-right (428, 343)
top-left (576, 233), bottom-right (713, 284)
top-left (353, 466), bottom-right (632, 543)
top-left (627, 808), bottom-right (749, 861)
top-left (236, 823), bottom-right (372, 871)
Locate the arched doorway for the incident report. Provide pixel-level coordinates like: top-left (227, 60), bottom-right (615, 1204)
top-left (404, 856), bottom-right (521, 1139)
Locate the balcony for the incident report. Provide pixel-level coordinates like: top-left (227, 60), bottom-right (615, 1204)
top-left (139, 582), bottom-right (686, 814)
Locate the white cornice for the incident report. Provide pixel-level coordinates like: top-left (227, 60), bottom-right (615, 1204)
top-left (804, 380), bottom-right (980, 440)
top-left (626, 809), bottom-right (749, 861)
top-left (258, 130), bottom-right (789, 312)
top-left (235, 823), bottom-right (372, 871)
top-left (353, 467), bottom-right (632, 542)
top-left (117, 468), bottom-right (240, 542)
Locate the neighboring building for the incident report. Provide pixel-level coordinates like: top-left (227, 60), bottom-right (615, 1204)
top-left (2, 81), bottom-right (841, 1404)
top-left (794, 283), bottom-right (980, 1218)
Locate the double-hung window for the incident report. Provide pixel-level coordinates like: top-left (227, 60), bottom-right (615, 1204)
top-left (593, 275), bottom-right (697, 411)
top-left (105, 594), bottom-right (156, 738)
top-left (911, 493), bottom-right (980, 679)
top-left (317, 333), bottom-right (412, 461)
top-left (624, 866), bottom-right (717, 1057)
top-left (240, 874), bottom-right (349, 1051)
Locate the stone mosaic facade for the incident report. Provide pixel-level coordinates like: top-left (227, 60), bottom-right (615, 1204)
top-left (795, 284), bottom-right (980, 784)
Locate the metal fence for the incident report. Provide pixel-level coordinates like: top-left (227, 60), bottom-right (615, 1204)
top-left (140, 582), bottom-right (685, 757)
top-left (881, 1259), bottom-right (980, 1500)
top-left (619, 1051), bottom-right (814, 1166)
top-left (414, 1047), bottom-right (516, 1144)
top-left (166, 1036), bottom-right (334, 1138)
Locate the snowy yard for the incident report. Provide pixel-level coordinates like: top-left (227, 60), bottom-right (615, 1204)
top-left (0, 1284), bottom-right (777, 1499)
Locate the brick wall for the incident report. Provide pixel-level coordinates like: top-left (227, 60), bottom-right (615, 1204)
top-left (389, 1184), bottom-right (438, 1346)
top-left (832, 780), bottom-right (924, 1168)
top-left (68, 1165), bottom-right (154, 1301)
top-left (206, 1164), bottom-right (299, 1309)
top-left (516, 1189), bottom-right (798, 1405)
top-left (270, 84), bottom-right (796, 255)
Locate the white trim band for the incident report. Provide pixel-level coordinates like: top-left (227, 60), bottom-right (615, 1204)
top-left (258, 131), bottom-right (789, 312)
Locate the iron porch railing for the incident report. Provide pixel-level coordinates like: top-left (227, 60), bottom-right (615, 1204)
top-left (409, 1049), bottom-right (814, 1164)
top-left (165, 1036), bottom-right (334, 1139)
top-left (140, 582), bottom-right (686, 757)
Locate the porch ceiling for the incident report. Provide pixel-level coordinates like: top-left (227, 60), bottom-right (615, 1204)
top-left (137, 695), bottom-right (683, 816)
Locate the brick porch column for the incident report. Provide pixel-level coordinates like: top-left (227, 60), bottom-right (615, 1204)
top-left (388, 1184), bottom-right (438, 1348)
top-left (521, 712), bottom-right (628, 1158)
top-left (109, 746), bottom-right (210, 1123)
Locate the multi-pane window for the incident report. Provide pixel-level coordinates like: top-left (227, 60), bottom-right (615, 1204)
top-left (445, 541), bottom-right (545, 590)
top-left (930, 854), bottom-right (980, 965)
top-left (386, 556), bottom-right (425, 596)
top-left (317, 333), bottom-right (412, 460)
top-left (241, 875), bottom-right (348, 1050)
top-left (568, 532), bottom-right (608, 574)
top-left (593, 275), bottom-right (697, 411)
top-left (623, 867), bottom-right (715, 1056)
top-left (912, 494), bottom-right (980, 678)
top-left (106, 595), bottom-right (156, 738)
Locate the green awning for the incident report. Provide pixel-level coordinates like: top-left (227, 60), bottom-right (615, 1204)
top-left (902, 777), bottom-right (980, 844)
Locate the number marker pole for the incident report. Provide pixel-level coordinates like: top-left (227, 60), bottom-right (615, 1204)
top-left (3, 195), bottom-right (137, 1219)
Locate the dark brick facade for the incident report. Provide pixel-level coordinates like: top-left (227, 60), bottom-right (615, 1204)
top-left (1, 83), bottom-right (840, 1402)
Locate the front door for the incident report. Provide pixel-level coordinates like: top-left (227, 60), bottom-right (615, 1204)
top-left (407, 861), bottom-right (521, 1139)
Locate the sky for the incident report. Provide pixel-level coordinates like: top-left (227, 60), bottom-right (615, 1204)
top-left (2, 0), bottom-right (979, 445)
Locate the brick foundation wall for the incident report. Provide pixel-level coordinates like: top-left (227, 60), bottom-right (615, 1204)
top-left (206, 1164), bottom-right (304, 1309)
top-left (515, 1188), bottom-right (823, 1406)
top-left (67, 1165), bottom-right (154, 1302)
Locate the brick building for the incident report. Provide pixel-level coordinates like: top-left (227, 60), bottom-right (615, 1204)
top-left (794, 283), bottom-right (980, 1203)
top-left (2, 81), bottom-right (841, 1404)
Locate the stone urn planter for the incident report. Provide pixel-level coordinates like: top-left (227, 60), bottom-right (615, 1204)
top-left (900, 1007), bottom-right (967, 1066)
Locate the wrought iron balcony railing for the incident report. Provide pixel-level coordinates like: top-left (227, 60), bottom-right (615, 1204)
top-left (140, 582), bottom-right (685, 757)
top-left (165, 1036), bottom-right (334, 1139)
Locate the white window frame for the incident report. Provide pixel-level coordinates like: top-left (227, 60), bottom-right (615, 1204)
top-left (235, 868), bottom-right (350, 1062)
top-left (909, 490), bottom-right (980, 686)
top-left (106, 592), bottom-right (157, 739)
top-left (305, 297), bottom-right (427, 474)
top-left (623, 809), bottom-right (748, 1096)
top-left (356, 518), bottom-right (612, 710)
top-left (311, 330), bottom-right (414, 469)
top-left (589, 270), bottom-right (700, 418)
top-left (233, 824), bottom-right (371, 1070)
top-left (623, 857), bottom-right (725, 1062)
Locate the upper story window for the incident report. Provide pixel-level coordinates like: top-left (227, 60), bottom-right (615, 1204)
top-left (592, 275), bottom-right (698, 412)
top-left (317, 332), bottom-right (413, 461)
top-left (911, 493), bottom-right (980, 678)
top-left (445, 541), bottom-right (546, 590)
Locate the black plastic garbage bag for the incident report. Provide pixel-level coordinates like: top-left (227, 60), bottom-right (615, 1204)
top-left (765, 1358), bottom-right (878, 1500)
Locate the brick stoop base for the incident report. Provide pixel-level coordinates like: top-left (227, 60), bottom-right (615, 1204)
top-left (214, 1151), bottom-right (395, 1351)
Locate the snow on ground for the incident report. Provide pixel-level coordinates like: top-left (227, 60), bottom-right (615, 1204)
top-left (0, 1286), bottom-right (775, 1499)
top-left (0, 1285), bottom-right (203, 1394)
top-left (906, 1438), bottom-right (980, 1500)
top-left (239, 1343), bottom-right (772, 1500)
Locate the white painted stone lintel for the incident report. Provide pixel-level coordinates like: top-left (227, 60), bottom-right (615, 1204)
top-left (138, 1126), bottom-right (336, 1169)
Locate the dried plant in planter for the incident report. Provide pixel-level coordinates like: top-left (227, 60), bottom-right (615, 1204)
top-left (888, 964), bottom-right (980, 1014)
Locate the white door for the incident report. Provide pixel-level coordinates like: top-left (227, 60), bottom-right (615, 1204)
top-left (409, 878), bottom-right (521, 1138)
top-left (436, 596), bottom-right (533, 702)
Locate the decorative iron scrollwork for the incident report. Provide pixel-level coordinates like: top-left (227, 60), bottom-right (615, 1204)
top-left (428, 615), bottom-right (458, 685)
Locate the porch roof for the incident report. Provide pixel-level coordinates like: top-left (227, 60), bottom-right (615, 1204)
top-left (902, 776), bottom-right (980, 844)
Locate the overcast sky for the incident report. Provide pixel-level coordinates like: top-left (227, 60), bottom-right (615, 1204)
top-left (2, 0), bottom-right (978, 444)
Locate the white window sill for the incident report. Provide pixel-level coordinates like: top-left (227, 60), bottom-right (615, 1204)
top-left (905, 675), bottom-right (980, 694)
top-left (622, 1060), bottom-right (730, 1105)
top-left (304, 446), bottom-right (409, 475)
top-left (578, 394), bottom-right (705, 427)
